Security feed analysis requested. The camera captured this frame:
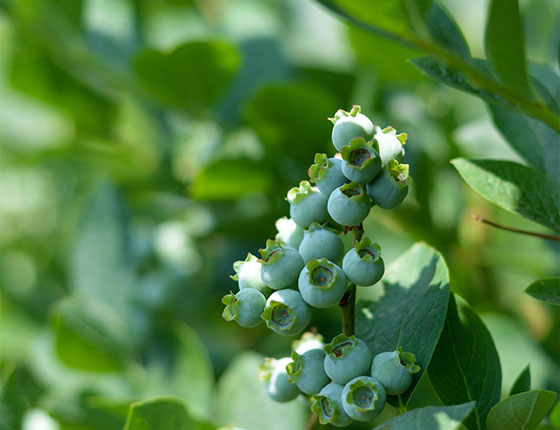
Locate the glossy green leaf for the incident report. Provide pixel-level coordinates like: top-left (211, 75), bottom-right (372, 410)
top-left (190, 158), bottom-right (272, 201)
top-left (372, 402), bottom-right (475, 430)
top-left (485, 0), bottom-right (532, 97)
top-left (452, 158), bottom-right (560, 233)
top-left (524, 278), bottom-right (560, 306)
top-left (217, 352), bottom-right (307, 430)
top-left (428, 294), bottom-right (501, 430)
top-left (425, 2), bottom-right (470, 61)
top-left (356, 242), bottom-right (450, 405)
top-left (124, 397), bottom-right (215, 430)
top-left (132, 41), bottom-right (240, 113)
top-left (550, 400), bottom-right (560, 428)
top-left (486, 390), bottom-right (557, 430)
top-left (509, 364), bottom-right (531, 395)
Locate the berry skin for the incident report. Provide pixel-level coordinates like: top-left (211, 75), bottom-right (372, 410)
top-left (340, 137), bottom-right (382, 184)
top-left (341, 376), bottom-right (386, 421)
top-left (366, 159), bottom-right (412, 209)
top-left (287, 181), bottom-right (329, 228)
top-left (327, 182), bottom-right (371, 227)
top-left (308, 153), bottom-right (349, 197)
top-left (259, 239), bottom-right (304, 290)
top-left (299, 222), bottom-right (344, 264)
top-left (260, 357), bottom-right (300, 402)
top-left (274, 217), bottom-right (304, 249)
top-left (286, 348), bottom-right (330, 395)
top-left (330, 105), bottom-right (374, 152)
top-left (342, 238), bottom-right (385, 286)
top-left (324, 334), bottom-right (373, 385)
top-left (261, 289), bottom-right (311, 336)
top-left (292, 331), bottom-right (325, 354)
top-left (370, 347), bottom-right (420, 395)
top-left (231, 253), bottom-right (271, 295)
top-left (221, 289), bottom-right (266, 328)
top-left (298, 258), bottom-right (347, 308)
top-left (311, 381), bottom-right (353, 427)
top-left (373, 125), bottom-right (406, 165)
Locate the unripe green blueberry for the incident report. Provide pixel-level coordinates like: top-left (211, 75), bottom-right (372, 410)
top-left (299, 222), bottom-right (344, 263)
top-left (308, 153), bottom-right (349, 197)
top-left (342, 238), bottom-right (384, 286)
top-left (286, 348), bottom-right (330, 395)
top-left (324, 334), bottom-right (373, 384)
top-left (370, 347), bottom-right (420, 395)
top-left (341, 376), bottom-right (386, 421)
top-left (366, 160), bottom-right (411, 209)
top-left (340, 137), bottom-right (382, 184)
top-left (292, 331), bottom-right (325, 354)
top-left (327, 182), bottom-right (371, 227)
top-left (330, 105), bottom-right (374, 152)
top-left (221, 289), bottom-right (266, 328)
top-left (261, 289), bottom-right (311, 336)
top-left (275, 217), bottom-right (304, 249)
top-left (373, 125), bottom-right (406, 165)
top-left (259, 239), bottom-right (304, 290)
top-left (286, 181), bottom-right (329, 228)
top-left (231, 253), bottom-right (271, 295)
top-left (298, 258), bottom-right (347, 308)
top-left (311, 381), bottom-right (353, 427)
top-left (260, 357), bottom-right (300, 402)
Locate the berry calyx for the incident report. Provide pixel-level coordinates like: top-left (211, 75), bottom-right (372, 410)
top-left (311, 381), bottom-right (353, 427)
top-left (261, 289), bottom-right (311, 336)
top-left (370, 347), bottom-right (420, 395)
top-left (259, 239), bottom-right (304, 290)
top-left (342, 238), bottom-right (385, 286)
top-left (330, 105), bottom-right (374, 152)
top-left (324, 334), bottom-right (373, 384)
top-left (327, 182), bottom-right (371, 227)
top-left (298, 258), bottom-right (347, 308)
top-left (221, 288), bottom-right (266, 328)
top-left (340, 137), bottom-right (382, 184)
top-left (286, 348), bottom-right (330, 395)
top-left (366, 159), bottom-right (412, 209)
top-left (341, 376), bottom-right (386, 421)
top-left (286, 181), bottom-right (329, 228)
top-left (308, 153), bottom-right (349, 197)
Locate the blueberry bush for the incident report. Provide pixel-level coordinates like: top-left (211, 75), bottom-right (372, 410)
top-left (0, 0), bottom-right (559, 430)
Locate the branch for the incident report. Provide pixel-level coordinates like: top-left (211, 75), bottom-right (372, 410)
top-left (472, 214), bottom-right (560, 242)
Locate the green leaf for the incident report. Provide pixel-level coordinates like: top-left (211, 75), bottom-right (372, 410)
top-left (372, 402), bottom-right (475, 430)
top-left (217, 352), bottom-right (307, 430)
top-left (524, 278), bottom-right (560, 306)
top-left (132, 41), bottom-right (240, 113)
top-left (425, 2), bottom-right (470, 61)
top-left (356, 242), bottom-right (450, 406)
top-left (485, 0), bottom-right (532, 97)
top-left (509, 365), bottom-right (531, 396)
top-left (486, 390), bottom-right (557, 430)
top-left (428, 294), bottom-right (501, 430)
top-left (451, 158), bottom-right (560, 233)
top-left (190, 158), bottom-right (272, 201)
top-left (550, 400), bottom-right (560, 428)
top-left (124, 397), bottom-right (215, 430)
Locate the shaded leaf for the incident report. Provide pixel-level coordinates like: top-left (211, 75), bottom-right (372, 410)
top-left (428, 294), bottom-right (501, 430)
top-left (509, 365), bottom-right (531, 395)
top-left (452, 158), bottom-right (560, 233)
top-left (486, 390), bottom-right (557, 430)
top-left (372, 402), bottom-right (476, 430)
top-left (425, 2), bottom-right (470, 61)
top-left (525, 278), bottom-right (560, 306)
top-left (356, 242), bottom-right (450, 406)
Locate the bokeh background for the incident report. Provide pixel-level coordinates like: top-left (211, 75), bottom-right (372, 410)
top-left (1, 0), bottom-right (559, 429)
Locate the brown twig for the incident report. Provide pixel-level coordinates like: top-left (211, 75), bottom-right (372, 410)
top-left (472, 214), bottom-right (560, 242)
top-left (305, 413), bottom-right (320, 430)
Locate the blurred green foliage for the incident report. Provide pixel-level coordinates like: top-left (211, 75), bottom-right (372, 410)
top-left (0, 0), bottom-right (558, 429)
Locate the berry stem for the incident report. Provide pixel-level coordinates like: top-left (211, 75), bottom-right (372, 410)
top-left (305, 412), bottom-right (320, 430)
top-left (339, 224), bottom-right (364, 336)
top-left (472, 215), bottom-right (560, 242)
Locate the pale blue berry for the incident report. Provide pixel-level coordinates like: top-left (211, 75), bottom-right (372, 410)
top-left (299, 222), bottom-right (344, 263)
top-left (286, 181), bottom-right (329, 227)
top-left (311, 381), bottom-right (353, 427)
top-left (324, 334), bottom-right (372, 384)
top-left (308, 153), bottom-right (349, 197)
top-left (342, 238), bottom-right (384, 286)
top-left (340, 137), bottom-right (382, 184)
top-left (292, 332), bottom-right (325, 355)
top-left (260, 357), bottom-right (300, 402)
top-left (221, 289), bottom-right (266, 328)
top-left (330, 105), bottom-right (374, 152)
top-left (341, 376), bottom-right (386, 421)
top-left (261, 289), bottom-right (311, 336)
top-left (327, 182), bottom-right (371, 227)
top-left (370, 348), bottom-right (420, 395)
top-left (231, 253), bottom-right (271, 295)
top-left (259, 239), bottom-right (304, 290)
top-left (373, 125), bottom-right (406, 165)
top-left (287, 348), bottom-right (330, 395)
top-left (298, 258), bottom-right (347, 308)
top-left (274, 217), bottom-right (304, 249)
top-left (366, 160), bottom-right (411, 209)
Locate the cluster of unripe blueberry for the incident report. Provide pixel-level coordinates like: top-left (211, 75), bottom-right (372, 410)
top-left (222, 106), bottom-right (417, 426)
